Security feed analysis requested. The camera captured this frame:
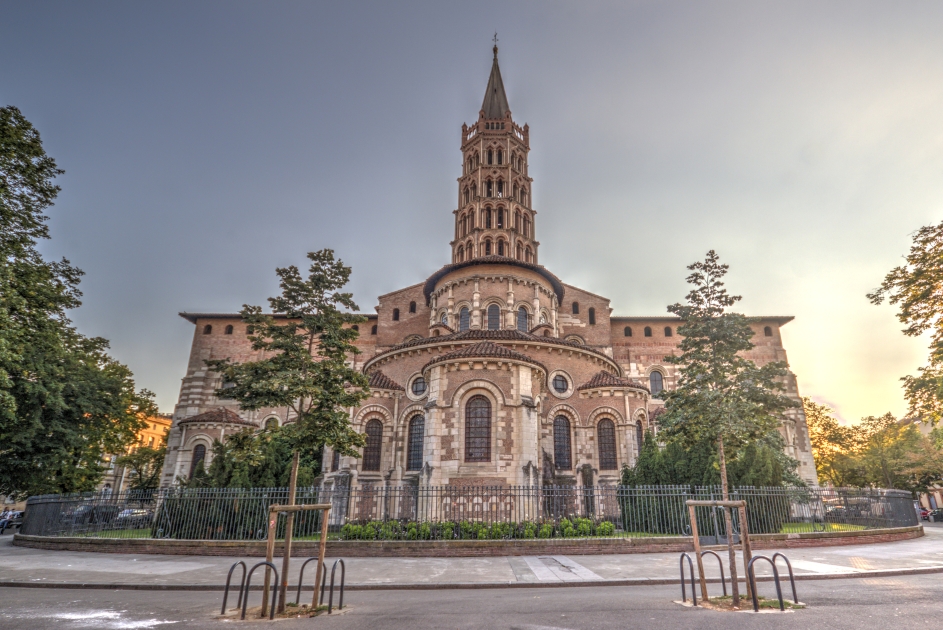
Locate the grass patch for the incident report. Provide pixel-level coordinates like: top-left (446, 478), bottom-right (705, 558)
top-left (77, 528), bottom-right (153, 539)
top-left (704, 595), bottom-right (805, 611)
top-left (780, 523), bottom-right (866, 534)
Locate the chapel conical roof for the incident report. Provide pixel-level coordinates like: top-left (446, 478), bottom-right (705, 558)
top-left (481, 46), bottom-right (510, 119)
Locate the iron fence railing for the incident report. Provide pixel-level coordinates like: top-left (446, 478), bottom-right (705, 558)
top-left (20, 485), bottom-right (918, 541)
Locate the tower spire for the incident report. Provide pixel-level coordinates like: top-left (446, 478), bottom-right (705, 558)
top-left (481, 40), bottom-right (510, 119)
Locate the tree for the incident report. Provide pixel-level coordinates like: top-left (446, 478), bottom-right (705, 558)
top-left (868, 221), bottom-right (943, 423)
top-left (657, 250), bottom-right (799, 607)
top-left (0, 106), bottom-right (154, 499)
top-left (207, 249), bottom-right (369, 461)
top-left (115, 436), bottom-right (168, 491)
top-left (804, 397), bottom-right (866, 487)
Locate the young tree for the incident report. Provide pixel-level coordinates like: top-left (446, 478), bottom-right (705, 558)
top-left (657, 250), bottom-right (798, 607)
top-left (0, 106), bottom-right (153, 498)
top-left (868, 221), bottom-right (943, 423)
top-left (114, 436), bottom-right (168, 491)
top-left (207, 249), bottom-right (370, 461)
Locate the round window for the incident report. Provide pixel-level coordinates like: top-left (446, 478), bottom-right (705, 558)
top-left (440, 312), bottom-right (448, 325)
top-left (411, 376), bottom-right (427, 397)
top-left (552, 374), bottom-right (568, 394)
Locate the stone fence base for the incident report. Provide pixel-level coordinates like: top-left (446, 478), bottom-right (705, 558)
top-left (12, 525), bottom-right (923, 557)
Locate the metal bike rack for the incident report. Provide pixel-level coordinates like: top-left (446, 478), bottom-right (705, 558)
top-left (221, 560), bottom-right (247, 615)
top-left (679, 553), bottom-right (697, 606)
top-left (327, 559), bottom-right (346, 613)
top-left (241, 561), bottom-right (279, 621)
top-left (295, 557), bottom-right (327, 606)
top-left (699, 550), bottom-right (727, 597)
top-left (747, 555), bottom-right (785, 612)
top-left (771, 552), bottom-right (799, 605)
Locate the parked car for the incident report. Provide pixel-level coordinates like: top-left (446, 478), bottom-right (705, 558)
top-left (62, 504), bottom-right (122, 527)
top-left (920, 507), bottom-right (931, 521)
top-left (928, 508), bottom-right (943, 522)
top-left (114, 508), bottom-right (153, 528)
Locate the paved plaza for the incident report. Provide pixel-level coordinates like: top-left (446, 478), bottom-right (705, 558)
top-left (1, 525), bottom-right (941, 589)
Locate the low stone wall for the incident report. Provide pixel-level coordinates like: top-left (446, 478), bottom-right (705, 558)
top-left (12, 525), bottom-right (923, 557)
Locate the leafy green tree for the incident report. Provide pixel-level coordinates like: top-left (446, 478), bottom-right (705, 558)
top-left (869, 221), bottom-right (943, 423)
top-left (114, 436), bottom-right (168, 491)
top-left (207, 250), bottom-right (369, 465)
top-left (657, 250), bottom-right (798, 606)
top-left (0, 106), bottom-right (154, 499)
top-left (804, 397), bottom-right (866, 487)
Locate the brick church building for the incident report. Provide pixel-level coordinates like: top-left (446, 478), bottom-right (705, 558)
top-left (159, 47), bottom-right (818, 489)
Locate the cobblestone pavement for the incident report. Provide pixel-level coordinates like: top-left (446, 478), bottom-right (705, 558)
top-left (1, 525), bottom-right (941, 589)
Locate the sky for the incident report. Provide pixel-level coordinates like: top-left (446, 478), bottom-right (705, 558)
top-left (3, 1), bottom-right (942, 423)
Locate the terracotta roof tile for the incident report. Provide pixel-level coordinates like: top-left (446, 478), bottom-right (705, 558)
top-left (178, 407), bottom-right (256, 426)
top-left (577, 371), bottom-right (650, 393)
top-left (423, 341), bottom-right (546, 372)
top-left (367, 370), bottom-right (404, 391)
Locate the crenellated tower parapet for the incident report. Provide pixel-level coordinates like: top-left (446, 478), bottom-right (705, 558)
top-left (453, 45), bottom-right (539, 265)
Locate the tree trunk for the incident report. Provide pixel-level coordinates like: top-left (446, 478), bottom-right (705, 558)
top-left (277, 451), bottom-right (300, 613)
top-left (718, 435), bottom-right (740, 608)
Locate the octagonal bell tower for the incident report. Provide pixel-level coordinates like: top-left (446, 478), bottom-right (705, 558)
top-left (453, 45), bottom-right (539, 265)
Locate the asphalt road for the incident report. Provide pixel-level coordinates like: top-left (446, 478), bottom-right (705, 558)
top-left (2, 572), bottom-right (942, 630)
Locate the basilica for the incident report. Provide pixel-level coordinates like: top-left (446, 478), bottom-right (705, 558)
top-left (159, 47), bottom-right (818, 489)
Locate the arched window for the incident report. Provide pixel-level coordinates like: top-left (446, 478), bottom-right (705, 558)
top-left (202, 324), bottom-right (212, 335)
top-left (764, 326), bottom-right (773, 337)
top-left (485, 208), bottom-right (492, 228)
top-left (517, 306), bottom-right (528, 332)
top-left (624, 326), bottom-right (632, 337)
top-left (514, 211), bottom-right (521, 231)
top-left (487, 304), bottom-right (501, 330)
top-left (497, 208), bottom-right (504, 228)
top-left (459, 307), bottom-right (470, 331)
top-left (465, 395), bottom-right (491, 462)
top-left (486, 180), bottom-right (493, 197)
top-left (516, 243), bottom-right (523, 260)
top-left (644, 326), bottom-right (652, 337)
top-left (409, 301), bottom-right (417, 313)
top-left (635, 419), bottom-right (643, 455)
top-left (664, 326), bottom-right (672, 337)
top-left (331, 449), bottom-right (340, 472)
top-left (497, 180), bottom-right (504, 197)
top-left (371, 325), bottom-right (377, 335)
top-left (497, 240), bottom-right (505, 256)
top-left (487, 149), bottom-right (493, 165)
top-left (466, 240), bottom-right (474, 258)
top-left (588, 308), bottom-right (596, 325)
top-left (189, 444), bottom-right (206, 478)
top-left (392, 308), bottom-right (400, 321)
top-left (553, 416), bottom-right (572, 470)
top-left (351, 325), bottom-right (358, 332)
top-left (572, 302), bottom-right (579, 315)
top-left (457, 246), bottom-right (464, 262)
top-left (224, 325), bottom-right (233, 335)
top-left (463, 187), bottom-right (470, 204)
top-left (597, 419), bottom-right (617, 470)
top-left (407, 415), bottom-right (425, 471)
top-left (649, 371), bottom-right (664, 395)
top-left (497, 149), bottom-right (503, 164)
top-left (485, 240), bottom-right (492, 255)
top-left (525, 247), bottom-right (532, 262)
top-left (362, 419), bottom-right (383, 471)
top-left (264, 417), bottom-right (278, 430)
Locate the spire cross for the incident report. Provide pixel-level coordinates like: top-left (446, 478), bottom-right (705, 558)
top-left (493, 32), bottom-right (498, 46)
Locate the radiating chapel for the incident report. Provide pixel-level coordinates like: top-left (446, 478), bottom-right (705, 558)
top-left (159, 47), bottom-right (818, 489)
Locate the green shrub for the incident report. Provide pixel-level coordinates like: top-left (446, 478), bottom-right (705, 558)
top-left (438, 522), bottom-right (455, 540)
top-left (522, 523), bottom-right (537, 538)
top-left (596, 521), bottom-right (616, 536)
top-left (575, 518), bottom-right (593, 536)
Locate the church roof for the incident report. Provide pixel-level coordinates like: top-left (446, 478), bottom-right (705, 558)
top-left (423, 256), bottom-right (565, 305)
top-left (423, 340), bottom-right (545, 372)
top-left (367, 370), bottom-right (404, 391)
top-left (178, 407), bottom-right (255, 426)
top-left (577, 371), bottom-right (650, 393)
top-left (481, 46), bottom-right (510, 119)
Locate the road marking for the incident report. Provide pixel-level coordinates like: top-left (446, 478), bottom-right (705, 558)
top-left (788, 560), bottom-right (860, 574)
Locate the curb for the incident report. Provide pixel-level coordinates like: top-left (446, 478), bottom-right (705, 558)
top-left (2, 565), bottom-right (942, 591)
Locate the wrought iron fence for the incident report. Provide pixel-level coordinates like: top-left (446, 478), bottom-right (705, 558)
top-left (20, 485), bottom-right (917, 541)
